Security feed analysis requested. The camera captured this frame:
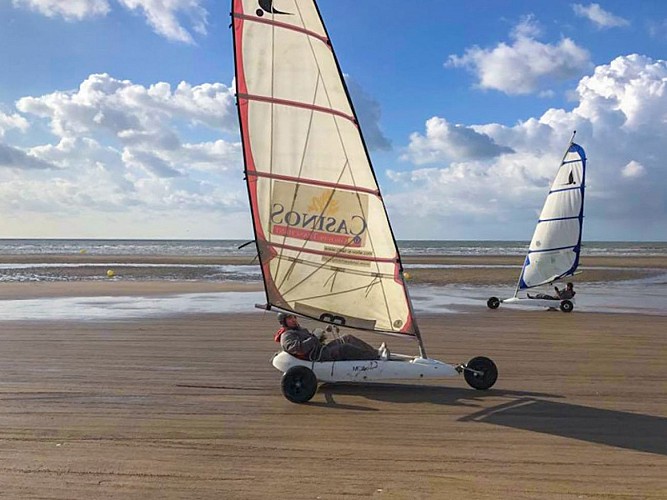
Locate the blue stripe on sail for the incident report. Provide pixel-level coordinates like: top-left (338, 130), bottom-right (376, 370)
top-left (568, 143), bottom-right (587, 160)
top-left (569, 142), bottom-right (586, 278)
top-left (538, 215), bottom-right (580, 223)
top-left (550, 185), bottom-right (582, 194)
top-left (518, 255), bottom-right (530, 289)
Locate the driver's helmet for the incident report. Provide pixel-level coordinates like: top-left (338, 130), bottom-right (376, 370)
top-left (277, 312), bottom-right (295, 326)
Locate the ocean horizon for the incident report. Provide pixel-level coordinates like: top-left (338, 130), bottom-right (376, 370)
top-left (0, 238), bottom-right (666, 257)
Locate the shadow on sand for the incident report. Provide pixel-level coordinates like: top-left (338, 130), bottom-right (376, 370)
top-left (461, 397), bottom-right (667, 457)
top-left (318, 383), bottom-right (666, 456)
top-left (314, 383), bottom-right (557, 412)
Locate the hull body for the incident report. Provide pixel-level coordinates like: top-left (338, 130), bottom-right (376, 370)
top-left (272, 351), bottom-right (459, 383)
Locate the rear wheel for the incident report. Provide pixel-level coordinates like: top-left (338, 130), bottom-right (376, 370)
top-left (281, 366), bottom-right (318, 403)
top-left (487, 297), bottom-right (500, 309)
top-left (560, 300), bottom-right (574, 313)
top-left (464, 356), bottom-right (498, 390)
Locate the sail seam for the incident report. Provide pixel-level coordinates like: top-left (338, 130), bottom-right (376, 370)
top-left (247, 171), bottom-right (380, 196)
top-left (283, 256), bottom-right (394, 279)
top-left (550, 185), bottom-right (583, 194)
top-left (288, 281), bottom-right (386, 305)
top-left (231, 12), bottom-right (330, 46)
top-left (237, 92), bottom-right (356, 124)
top-left (538, 215), bottom-right (580, 222)
top-left (269, 241), bottom-right (397, 263)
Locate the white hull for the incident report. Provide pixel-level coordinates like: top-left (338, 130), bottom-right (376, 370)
top-left (272, 351), bottom-right (459, 383)
top-left (502, 296), bottom-right (575, 309)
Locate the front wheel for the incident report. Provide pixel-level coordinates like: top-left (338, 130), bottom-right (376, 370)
top-left (560, 300), bottom-right (574, 313)
top-left (281, 366), bottom-right (318, 403)
top-left (464, 356), bottom-right (498, 390)
top-left (487, 297), bottom-right (500, 309)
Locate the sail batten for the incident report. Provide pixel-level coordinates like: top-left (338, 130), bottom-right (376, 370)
top-left (517, 138), bottom-right (587, 290)
top-left (232, 0), bottom-right (417, 336)
top-left (538, 216), bottom-right (580, 223)
top-left (550, 186), bottom-right (582, 194)
top-left (528, 244), bottom-right (579, 254)
top-left (247, 170), bottom-right (380, 195)
top-left (232, 11), bottom-right (331, 45)
top-left (238, 93), bottom-right (357, 123)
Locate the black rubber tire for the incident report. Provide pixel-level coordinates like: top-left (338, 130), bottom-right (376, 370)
top-left (464, 356), bottom-right (498, 390)
top-left (560, 300), bottom-right (574, 313)
top-left (281, 366), bottom-right (318, 403)
top-left (487, 297), bottom-right (500, 309)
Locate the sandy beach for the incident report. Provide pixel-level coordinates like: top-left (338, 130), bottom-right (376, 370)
top-left (0, 311), bottom-right (666, 499)
top-left (0, 254), bottom-right (666, 498)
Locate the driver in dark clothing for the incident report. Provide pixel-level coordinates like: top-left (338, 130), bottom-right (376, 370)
top-left (274, 313), bottom-right (388, 361)
top-left (529, 282), bottom-right (576, 300)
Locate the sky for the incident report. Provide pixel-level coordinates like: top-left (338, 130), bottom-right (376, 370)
top-left (0, 0), bottom-right (666, 241)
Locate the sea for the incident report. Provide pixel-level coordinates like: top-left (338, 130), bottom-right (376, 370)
top-left (0, 238), bottom-right (665, 258)
top-left (0, 239), bottom-right (665, 320)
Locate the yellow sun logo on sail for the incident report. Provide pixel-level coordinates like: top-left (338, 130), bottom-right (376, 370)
top-left (308, 190), bottom-right (339, 216)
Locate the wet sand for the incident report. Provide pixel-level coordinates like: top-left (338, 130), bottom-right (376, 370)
top-left (2, 255), bottom-right (666, 294)
top-left (0, 281), bottom-right (262, 300)
top-left (1, 311), bottom-right (666, 498)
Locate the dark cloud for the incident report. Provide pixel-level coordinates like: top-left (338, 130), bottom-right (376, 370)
top-left (0, 142), bottom-right (56, 170)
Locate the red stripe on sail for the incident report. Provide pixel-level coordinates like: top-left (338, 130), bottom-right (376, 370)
top-left (233, 1), bottom-right (284, 307)
top-left (268, 241), bottom-right (398, 264)
top-left (237, 93), bottom-right (356, 125)
top-left (232, 12), bottom-right (330, 46)
top-left (248, 171), bottom-right (380, 196)
top-left (393, 262), bottom-right (415, 335)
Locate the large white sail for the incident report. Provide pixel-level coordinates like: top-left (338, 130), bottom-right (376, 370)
top-left (231, 0), bottom-right (417, 335)
top-left (518, 139), bottom-right (587, 290)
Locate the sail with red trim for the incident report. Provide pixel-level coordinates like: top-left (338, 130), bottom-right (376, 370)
top-left (231, 0), bottom-right (416, 335)
top-left (517, 136), bottom-right (587, 290)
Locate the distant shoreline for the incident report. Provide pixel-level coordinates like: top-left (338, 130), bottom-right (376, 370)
top-left (1, 253), bottom-right (666, 267)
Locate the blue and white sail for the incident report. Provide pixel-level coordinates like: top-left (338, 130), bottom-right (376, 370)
top-left (517, 135), bottom-right (587, 291)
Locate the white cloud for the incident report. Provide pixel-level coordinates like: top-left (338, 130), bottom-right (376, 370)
top-left (402, 117), bottom-right (514, 165)
top-left (0, 74), bottom-right (246, 237)
top-left (390, 54), bottom-right (667, 240)
top-left (576, 54), bottom-right (667, 130)
top-left (0, 111), bottom-right (29, 137)
top-left (573, 3), bottom-right (630, 29)
top-left (511, 14), bottom-right (542, 39)
top-left (116, 0), bottom-right (208, 44)
top-left (17, 73), bottom-right (237, 142)
top-left (647, 18), bottom-right (667, 40)
top-left (447, 15), bottom-right (591, 95)
top-left (622, 160), bottom-right (646, 178)
top-left (11, 0), bottom-right (110, 20)
top-left (11, 0), bottom-right (207, 43)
